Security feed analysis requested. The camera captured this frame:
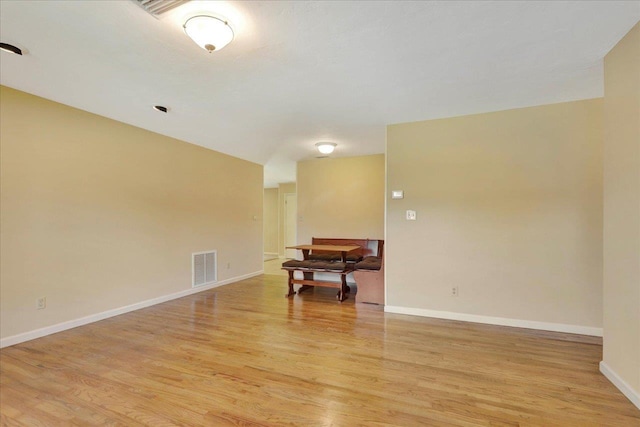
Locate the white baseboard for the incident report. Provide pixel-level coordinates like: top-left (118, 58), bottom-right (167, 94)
top-left (384, 306), bottom-right (603, 337)
top-left (0, 270), bottom-right (263, 349)
top-left (600, 361), bottom-right (640, 409)
top-left (263, 252), bottom-right (279, 261)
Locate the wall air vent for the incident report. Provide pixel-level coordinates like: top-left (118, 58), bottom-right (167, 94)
top-left (133, 0), bottom-right (190, 17)
top-left (192, 250), bottom-right (217, 287)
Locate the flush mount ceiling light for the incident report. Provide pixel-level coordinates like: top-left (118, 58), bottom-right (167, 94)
top-left (0, 43), bottom-right (22, 55)
top-left (315, 142), bottom-right (337, 155)
top-left (183, 15), bottom-right (234, 53)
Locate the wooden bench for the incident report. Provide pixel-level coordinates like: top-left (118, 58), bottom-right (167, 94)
top-left (353, 243), bottom-right (384, 305)
top-left (282, 238), bottom-right (381, 302)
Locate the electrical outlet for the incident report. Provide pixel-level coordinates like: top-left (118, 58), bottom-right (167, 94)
top-left (451, 286), bottom-right (458, 297)
top-left (37, 297), bottom-right (46, 310)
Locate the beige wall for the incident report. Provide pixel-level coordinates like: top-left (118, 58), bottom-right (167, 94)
top-left (603, 22), bottom-right (640, 401)
top-left (278, 182), bottom-right (296, 257)
top-left (263, 188), bottom-right (279, 255)
top-left (296, 155), bottom-right (385, 244)
top-left (0, 86), bottom-right (263, 340)
top-left (386, 99), bottom-right (603, 330)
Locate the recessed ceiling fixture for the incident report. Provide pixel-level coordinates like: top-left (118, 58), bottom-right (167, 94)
top-left (183, 15), bottom-right (234, 53)
top-left (0, 43), bottom-right (23, 55)
top-left (315, 142), bottom-right (337, 155)
top-left (153, 105), bottom-right (168, 113)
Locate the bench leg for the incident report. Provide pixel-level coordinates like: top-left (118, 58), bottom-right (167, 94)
top-left (285, 270), bottom-right (296, 298)
top-left (298, 285), bottom-right (314, 294)
top-left (285, 268), bottom-right (352, 302)
top-left (298, 271), bottom-right (314, 294)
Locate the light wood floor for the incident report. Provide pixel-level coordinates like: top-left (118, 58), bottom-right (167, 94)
top-left (1, 274), bottom-right (638, 426)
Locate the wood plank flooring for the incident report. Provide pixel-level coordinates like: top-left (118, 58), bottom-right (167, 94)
top-left (1, 274), bottom-right (638, 426)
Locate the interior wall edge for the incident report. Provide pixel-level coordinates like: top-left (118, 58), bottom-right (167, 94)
top-left (0, 270), bottom-right (263, 349)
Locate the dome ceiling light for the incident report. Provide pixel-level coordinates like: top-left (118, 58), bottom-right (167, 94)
top-left (315, 142), bottom-right (337, 155)
top-left (183, 15), bottom-right (234, 53)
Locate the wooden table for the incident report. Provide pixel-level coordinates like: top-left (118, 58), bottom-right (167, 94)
top-left (284, 244), bottom-right (360, 301)
top-left (287, 244), bottom-right (360, 262)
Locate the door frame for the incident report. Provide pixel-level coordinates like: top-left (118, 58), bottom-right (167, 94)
top-left (284, 193), bottom-right (297, 259)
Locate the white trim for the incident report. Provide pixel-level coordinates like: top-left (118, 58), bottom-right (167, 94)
top-left (600, 361), bottom-right (640, 409)
top-left (283, 192), bottom-right (297, 259)
top-left (384, 305), bottom-right (603, 337)
top-left (263, 252), bottom-right (279, 261)
top-left (0, 270), bottom-right (263, 349)
top-left (383, 129), bottom-right (388, 306)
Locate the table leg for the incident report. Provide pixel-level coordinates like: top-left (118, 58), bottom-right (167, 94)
top-left (337, 274), bottom-right (349, 302)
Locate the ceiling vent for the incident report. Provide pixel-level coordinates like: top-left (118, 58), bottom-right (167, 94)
top-left (133, 0), bottom-right (190, 17)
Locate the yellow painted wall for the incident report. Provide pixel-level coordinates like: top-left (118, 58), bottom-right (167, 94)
top-left (603, 21), bottom-right (640, 399)
top-left (0, 86), bottom-right (263, 340)
top-left (386, 99), bottom-right (603, 329)
top-left (296, 154), bottom-right (384, 244)
top-left (263, 188), bottom-right (279, 255)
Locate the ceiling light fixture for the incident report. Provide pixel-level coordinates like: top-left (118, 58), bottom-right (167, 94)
top-left (183, 15), bottom-right (234, 53)
top-left (0, 43), bottom-right (22, 55)
top-left (315, 142), bottom-right (337, 155)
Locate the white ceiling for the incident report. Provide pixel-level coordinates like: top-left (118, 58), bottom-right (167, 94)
top-left (1, 1), bottom-right (638, 187)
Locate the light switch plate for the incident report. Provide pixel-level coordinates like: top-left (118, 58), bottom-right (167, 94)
top-left (406, 210), bottom-right (416, 220)
top-left (392, 190), bottom-right (404, 199)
